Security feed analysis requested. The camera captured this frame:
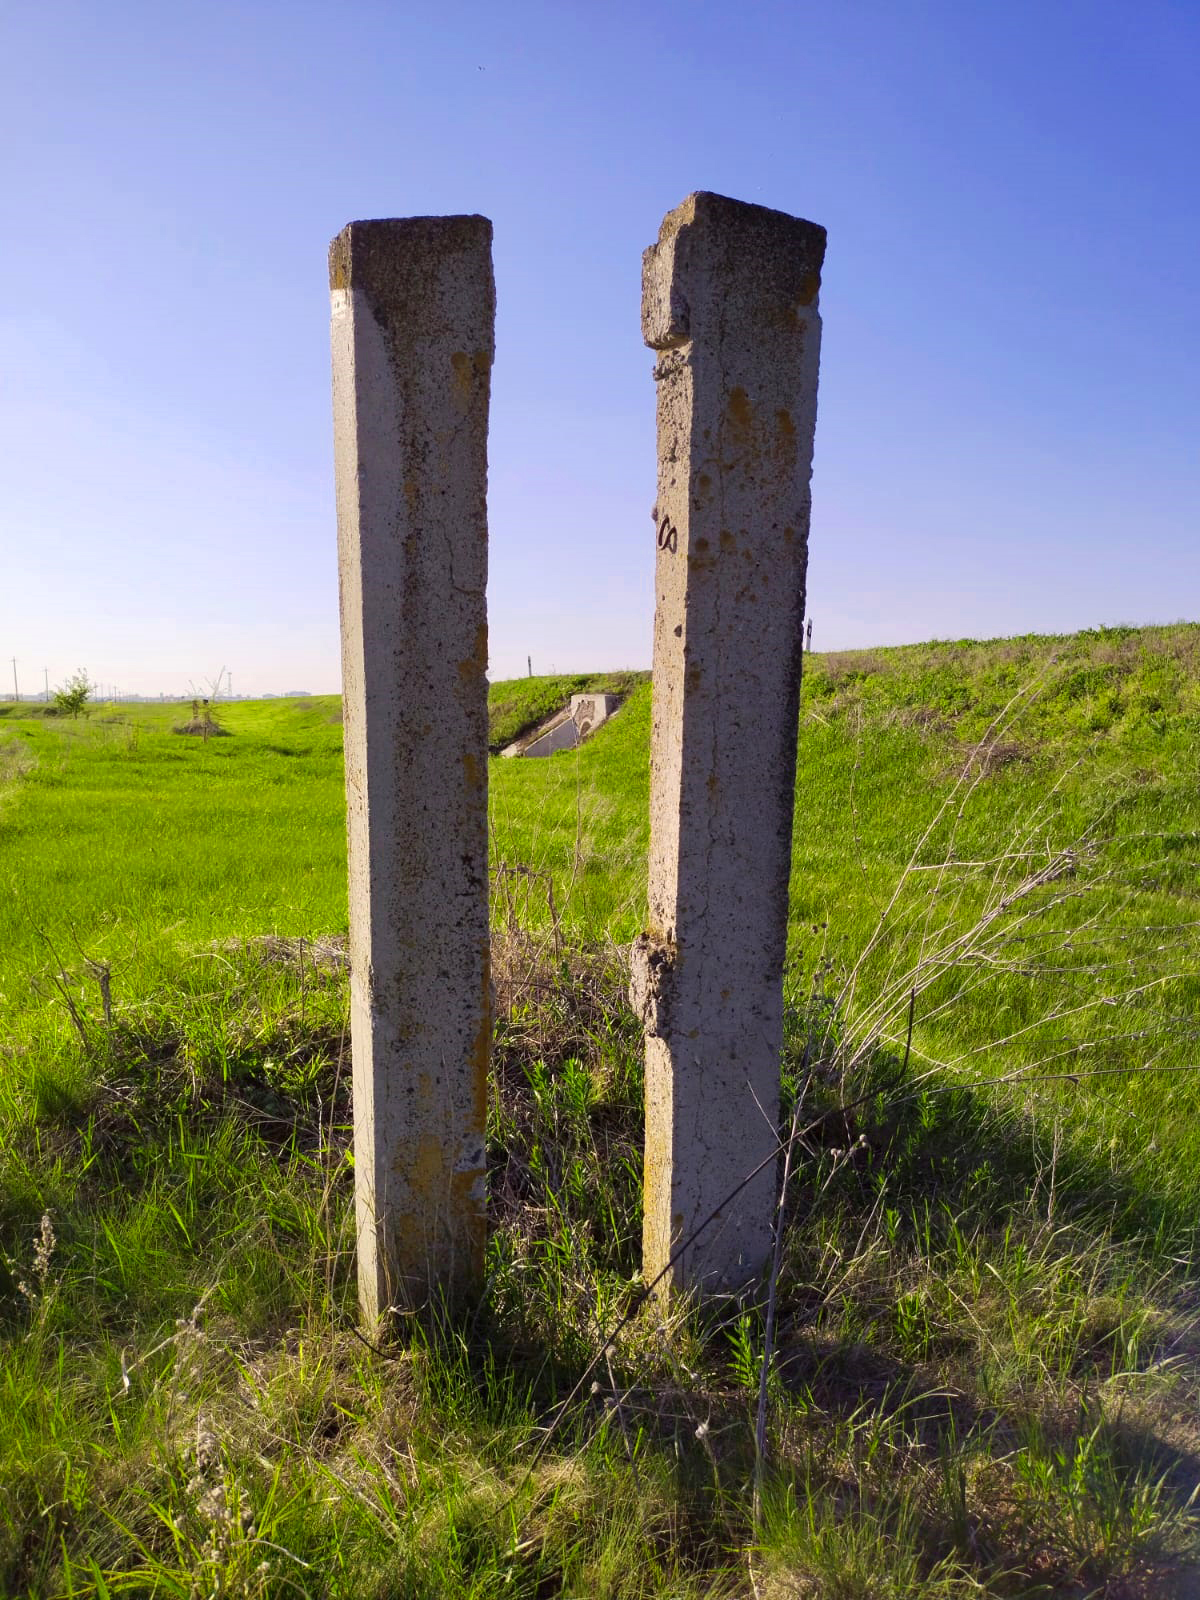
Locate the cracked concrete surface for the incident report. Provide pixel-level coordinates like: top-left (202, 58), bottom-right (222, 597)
top-left (637, 192), bottom-right (825, 1296)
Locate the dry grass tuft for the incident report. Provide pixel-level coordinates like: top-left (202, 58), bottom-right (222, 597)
top-left (229, 933), bottom-right (350, 974)
top-left (821, 649), bottom-right (890, 687)
top-left (492, 926), bottom-right (631, 1070)
top-left (0, 739), bottom-right (36, 783)
top-left (954, 737), bottom-right (1032, 777)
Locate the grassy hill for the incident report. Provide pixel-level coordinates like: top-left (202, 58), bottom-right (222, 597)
top-left (0, 625), bottom-right (1198, 1597)
top-left (485, 670), bottom-right (648, 751)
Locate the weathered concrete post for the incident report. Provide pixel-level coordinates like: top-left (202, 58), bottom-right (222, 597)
top-left (329, 216), bottom-right (494, 1325)
top-left (631, 192), bottom-right (825, 1297)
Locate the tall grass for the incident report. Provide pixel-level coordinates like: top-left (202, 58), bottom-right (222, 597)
top-left (0, 627), bottom-right (1198, 1596)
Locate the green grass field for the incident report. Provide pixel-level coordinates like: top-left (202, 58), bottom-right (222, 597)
top-left (1, 627), bottom-right (1198, 1597)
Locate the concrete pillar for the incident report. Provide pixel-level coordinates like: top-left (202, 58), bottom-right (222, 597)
top-left (631, 192), bottom-right (825, 1297)
top-left (329, 216), bottom-right (494, 1324)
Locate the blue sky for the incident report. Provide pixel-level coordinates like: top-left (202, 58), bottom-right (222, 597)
top-left (2, 0), bottom-right (1196, 696)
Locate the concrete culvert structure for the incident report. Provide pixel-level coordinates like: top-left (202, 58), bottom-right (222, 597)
top-left (501, 693), bottom-right (622, 758)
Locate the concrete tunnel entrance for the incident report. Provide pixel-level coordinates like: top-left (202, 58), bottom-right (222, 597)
top-left (500, 693), bottom-right (623, 758)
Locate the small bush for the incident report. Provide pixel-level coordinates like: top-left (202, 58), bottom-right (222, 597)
top-left (53, 670), bottom-right (92, 719)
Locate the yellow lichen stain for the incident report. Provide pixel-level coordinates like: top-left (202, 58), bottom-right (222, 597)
top-left (404, 476), bottom-right (419, 508)
top-left (329, 236), bottom-right (349, 291)
top-left (403, 1132), bottom-right (449, 1199)
top-left (727, 386), bottom-right (754, 436)
top-left (450, 1166), bottom-right (484, 1226)
top-left (458, 623), bottom-right (488, 688)
top-left (470, 944), bottom-right (491, 1127)
top-left (774, 408), bottom-right (798, 468)
top-left (796, 270), bottom-right (820, 307)
top-left (643, 1094), bottom-right (671, 1280)
top-left (389, 1210), bottom-right (421, 1274)
top-left (462, 750), bottom-right (482, 794)
top-left (689, 534), bottom-right (716, 573)
top-left (720, 529), bottom-right (736, 552)
top-left (450, 350), bottom-right (474, 404)
top-left (783, 525), bottom-right (795, 544)
top-left (472, 348), bottom-right (490, 379)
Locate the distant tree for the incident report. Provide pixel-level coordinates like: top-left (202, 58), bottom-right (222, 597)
top-left (54, 670), bottom-right (92, 719)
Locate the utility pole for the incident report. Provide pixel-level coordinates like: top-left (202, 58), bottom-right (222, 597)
top-left (10, 659), bottom-right (17, 702)
top-left (43, 667), bottom-right (49, 701)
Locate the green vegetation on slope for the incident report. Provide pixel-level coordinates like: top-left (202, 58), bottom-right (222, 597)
top-left (486, 670), bottom-right (649, 751)
top-left (0, 625), bottom-right (1198, 1597)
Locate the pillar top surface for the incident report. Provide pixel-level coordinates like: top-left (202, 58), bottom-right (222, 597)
top-left (641, 191), bottom-right (826, 352)
top-left (329, 215), bottom-right (494, 294)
